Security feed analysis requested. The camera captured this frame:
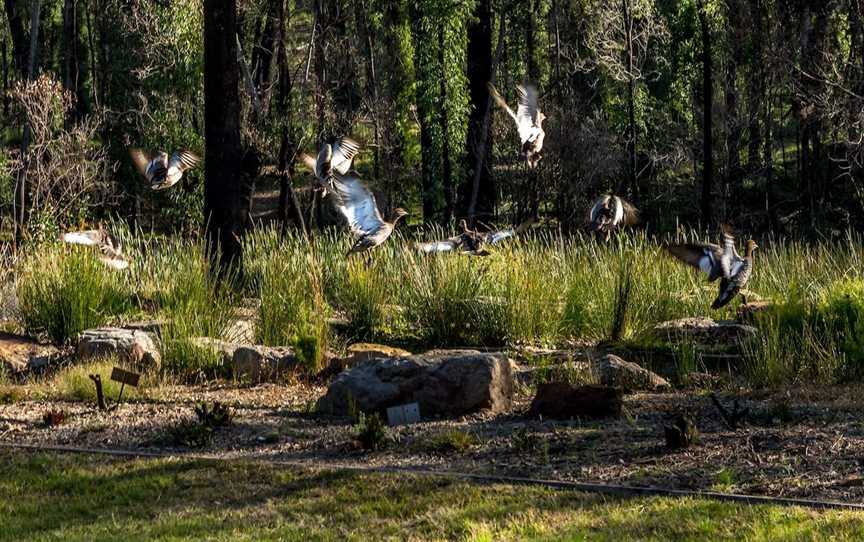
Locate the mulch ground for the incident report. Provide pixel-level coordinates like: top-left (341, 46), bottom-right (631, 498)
top-left (2, 381), bottom-right (864, 503)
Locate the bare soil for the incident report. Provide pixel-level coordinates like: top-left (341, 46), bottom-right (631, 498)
top-left (3, 379), bottom-right (864, 503)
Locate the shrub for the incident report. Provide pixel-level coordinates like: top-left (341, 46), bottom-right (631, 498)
top-left (16, 244), bottom-right (131, 344)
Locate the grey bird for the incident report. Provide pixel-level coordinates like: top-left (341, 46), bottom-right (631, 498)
top-left (588, 195), bottom-right (640, 240)
top-left (328, 174), bottom-right (408, 257)
top-left (300, 137), bottom-right (361, 195)
top-left (665, 228), bottom-right (758, 310)
top-left (130, 148), bottom-right (201, 191)
top-left (488, 83), bottom-right (546, 168)
top-left (419, 219), bottom-right (532, 256)
top-left (62, 227), bottom-right (129, 270)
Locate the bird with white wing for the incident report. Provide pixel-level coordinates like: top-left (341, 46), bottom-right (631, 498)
top-left (62, 227), bottom-right (129, 270)
top-left (488, 83), bottom-right (546, 168)
top-left (588, 195), bottom-right (640, 241)
top-left (327, 173), bottom-right (408, 258)
top-left (300, 137), bottom-right (361, 196)
top-left (129, 148), bottom-right (201, 191)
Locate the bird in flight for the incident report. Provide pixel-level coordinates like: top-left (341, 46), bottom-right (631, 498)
top-left (130, 148), bottom-right (201, 191)
top-left (488, 83), bottom-right (546, 168)
top-left (328, 174), bottom-right (408, 258)
top-left (588, 195), bottom-right (640, 241)
top-left (62, 227), bottom-right (129, 270)
top-left (300, 137), bottom-right (361, 195)
top-left (665, 227), bottom-right (758, 309)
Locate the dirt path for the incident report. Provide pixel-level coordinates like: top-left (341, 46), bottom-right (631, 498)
top-left (3, 384), bottom-right (864, 503)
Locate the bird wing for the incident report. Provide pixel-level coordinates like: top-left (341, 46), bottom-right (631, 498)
top-left (417, 239), bottom-right (460, 253)
top-left (620, 199), bottom-right (640, 226)
top-left (589, 196), bottom-right (611, 224)
top-left (484, 218), bottom-right (533, 245)
top-left (168, 150), bottom-right (201, 172)
top-left (331, 137), bottom-right (361, 175)
top-left (488, 83), bottom-right (518, 124)
top-left (516, 84), bottom-right (540, 143)
top-left (300, 153), bottom-right (319, 177)
top-left (63, 230), bottom-right (104, 247)
top-left (329, 175), bottom-right (385, 237)
top-left (129, 148), bottom-right (154, 179)
top-left (665, 243), bottom-right (724, 278)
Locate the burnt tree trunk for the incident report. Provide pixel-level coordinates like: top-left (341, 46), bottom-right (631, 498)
top-left (204, 0), bottom-right (249, 273)
top-left (2, 0), bottom-right (28, 73)
top-left (698, 0), bottom-right (713, 224)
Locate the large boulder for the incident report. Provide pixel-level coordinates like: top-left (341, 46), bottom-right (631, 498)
top-left (652, 317), bottom-right (757, 346)
top-left (231, 345), bottom-right (298, 383)
top-left (77, 327), bottom-right (161, 372)
top-left (317, 349), bottom-right (514, 417)
top-left (189, 337), bottom-right (241, 367)
top-left (529, 383), bottom-right (623, 419)
top-left (593, 354), bottom-right (670, 392)
top-left (0, 332), bottom-right (59, 374)
top-left (344, 343), bottom-right (412, 366)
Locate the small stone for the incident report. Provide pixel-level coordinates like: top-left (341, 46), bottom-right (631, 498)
top-left (232, 345), bottom-right (297, 383)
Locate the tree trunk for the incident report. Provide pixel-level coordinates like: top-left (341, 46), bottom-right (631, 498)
top-left (463, 0), bottom-right (496, 221)
top-left (203, 0), bottom-right (248, 273)
top-left (13, 0), bottom-right (41, 244)
top-left (623, 0), bottom-right (638, 200)
top-left (2, 0), bottom-right (28, 74)
top-left (698, 0), bottom-right (713, 224)
top-left (438, 26), bottom-right (453, 224)
top-left (62, 0), bottom-right (86, 117)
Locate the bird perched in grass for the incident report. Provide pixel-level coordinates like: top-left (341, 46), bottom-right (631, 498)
top-left (300, 137), bottom-right (361, 195)
top-left (62, 227), bottom-right (129, 270)
top-left (588, 195), bottom-right (640, 241)
top-left (488, 83), bottom-right (546, 168)
top-left (328, 174), bottom-right (408, 257)
top-left (664, 227), bottom-right (758, 309)
top-left (129, 148), bottom-right (201, 191)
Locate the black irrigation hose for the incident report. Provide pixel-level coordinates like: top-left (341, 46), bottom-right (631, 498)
top-left (3, 442), bottom-right (863, 512)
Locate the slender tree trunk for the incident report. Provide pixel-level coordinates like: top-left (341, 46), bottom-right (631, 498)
top-left (438, 26), bottom-right (453, 224)
top-left (463, 0), bottom-right (497, 222)
top-left (1, 40), bottom-right (8, 116)
top-left (13, 0), bottom-right (41, 244)
top-left (2, 0), bottom-right (28, 73)
top-left (698, 0), bottom-right (713, 223)
top-left (623, 0), bottom-right (638, 200)
top-left (203, 0), bottom-right (248, 272)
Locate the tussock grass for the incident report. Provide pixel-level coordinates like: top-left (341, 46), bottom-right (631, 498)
top-left (12, 223), bottom-right (864, 386)
top-left (16, 242), bottom-right (132, 344)
top-left (43, 358), bottom-right (148, 402)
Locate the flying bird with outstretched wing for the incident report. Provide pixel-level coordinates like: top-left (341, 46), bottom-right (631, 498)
top-left (130, 148), bottom-right (201, 191)
top-left (488, 83), bottom-right (546, 168)
top-left (328, 174), bottom-right (408, 257)
top-left (588, 195), bottom-right (640, 241)
top-left (664, 227), bottom-right (758, 309)
top-left (300, 137), bottom-right (361, 195)
top-left (62, 227), bottom-right (129, 270)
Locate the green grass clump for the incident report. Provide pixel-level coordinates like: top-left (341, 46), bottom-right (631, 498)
top-left (131, 236), bottom-right (237, 381)
top-left (257, 249), bottom-right (330, 374)
top-left (16, 243), bottom-right (131, 344)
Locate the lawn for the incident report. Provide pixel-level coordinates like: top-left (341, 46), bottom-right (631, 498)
top-left (2, 450), bottom-right (863, 541)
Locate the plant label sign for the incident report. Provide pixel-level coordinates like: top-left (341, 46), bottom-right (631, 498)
top-left (386, 402), bottom-right (421, 426)
top-left (110, 367), bottom-right (141, 387)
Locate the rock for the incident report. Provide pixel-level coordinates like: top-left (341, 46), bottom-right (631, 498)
top-left (345, 343), bottom-right (412, 365)
top-left (652, 317), bottom-right (757, 345)
top-left (189, 337), bottom-right (241, 367)
top-left (121, 320), bottom-right (168, 334)
top-left (529, 383), bottom-right (623, 419)
top-left (232, 345), bottom-right (298, 383)
top-left (0, 332), bottom-right (59, 374)
top-left (77, 328), bottom-right (161, 372)
top-left (317, 349), bottom-right (513, 417)
top-left (593, 354), bottom-right (670, 392)
top-left (224, 318), bottom-right (255, 344)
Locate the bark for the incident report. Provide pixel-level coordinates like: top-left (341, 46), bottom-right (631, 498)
top-left (13, 0), bottom-right (41, 243)
top-left (463, 0), bottom-right (496, 221)
top-left (698, 0), bottom-right (713, 224)
top-left (2, 0), bottom-right (28, 73)
top-left (438, 26), bottom-right (453, 224)
top-left (725, 0), bottom-right (744, 216)
top-left (203, 0), bottom-right (250, 273)
top-left (62, 0), bottom-right (86, 117)
top-left (623, 0), bottom-right (638, 200)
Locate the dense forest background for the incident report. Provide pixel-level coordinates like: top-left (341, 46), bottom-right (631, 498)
top-left (3, 0), bottom-right (864, 246)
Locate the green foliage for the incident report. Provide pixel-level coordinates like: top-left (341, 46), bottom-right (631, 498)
top-left (354, 411), bottom-right (389, 451)
top-left (16, 244), bottom-right (131, 344)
